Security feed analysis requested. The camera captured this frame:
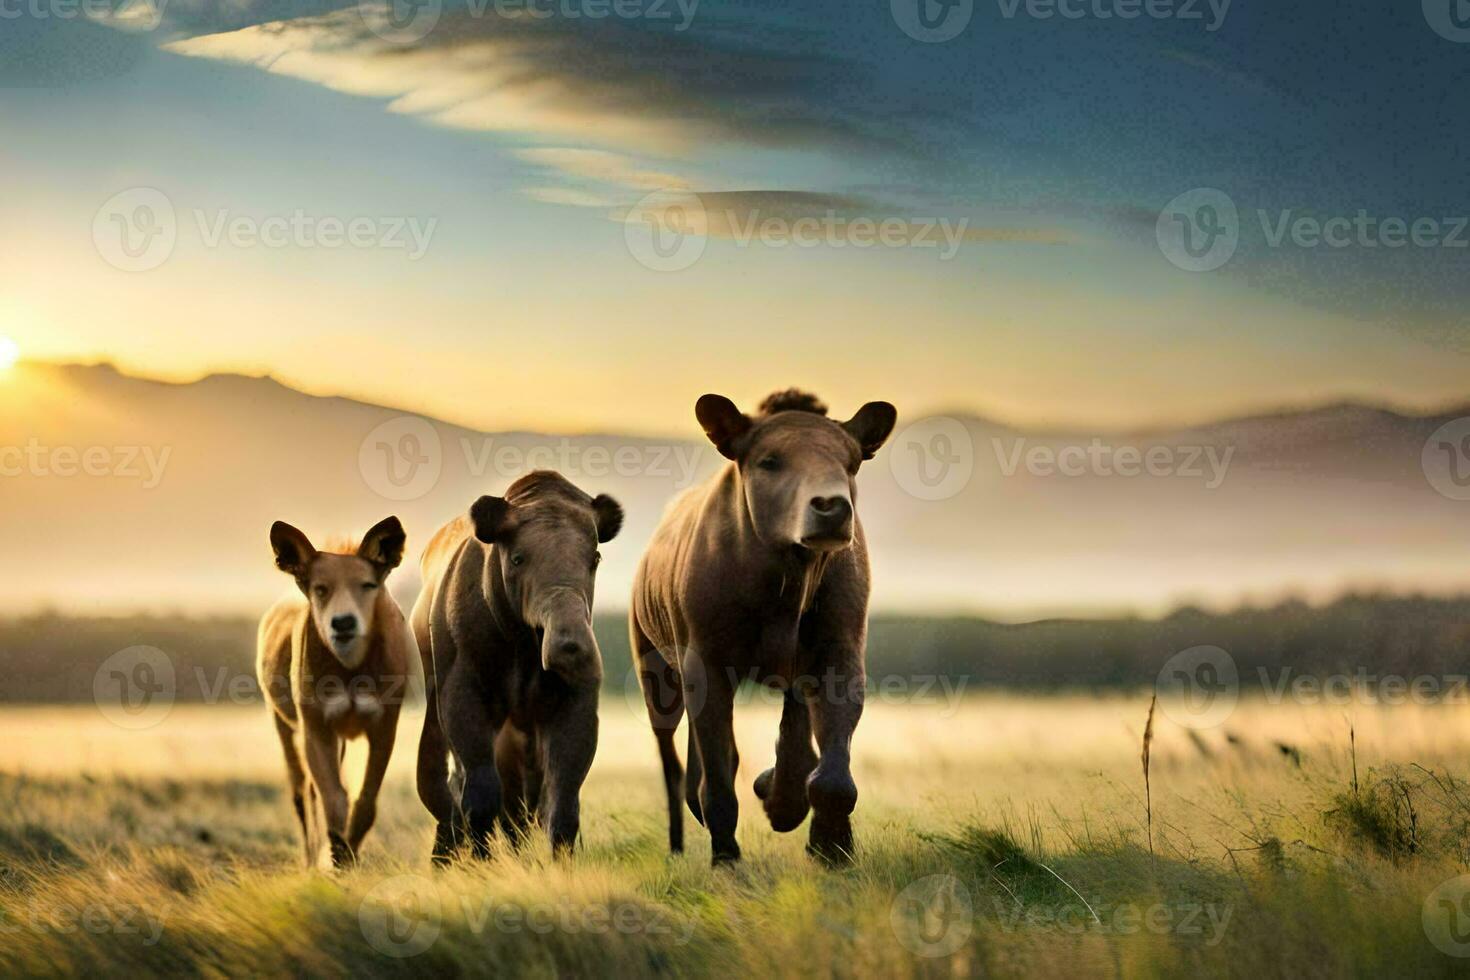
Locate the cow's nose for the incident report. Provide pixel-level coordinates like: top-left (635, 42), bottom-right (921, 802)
top-left (809, 495), bottom-right (852, 521)
top-left (331, 615), bottom-right (357, 634)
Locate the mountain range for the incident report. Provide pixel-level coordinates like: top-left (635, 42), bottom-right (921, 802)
top-left (2, 361), bottom-right (1467, 619)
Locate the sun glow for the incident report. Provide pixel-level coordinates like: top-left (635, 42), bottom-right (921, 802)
top-left (0, 337), bottom-right (19, 372)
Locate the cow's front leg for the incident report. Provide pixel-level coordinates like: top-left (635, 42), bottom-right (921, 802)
top-left (347, 707), bottom-right (399, 854)
top-left (806, 660), bottom-right (863, 864)
top-left (443, 664), bottom-right (502, 859)
top-left (754, 687), bottom-right (817, 832)
top-left (302, 722), bottom-right (354, 868)
top-left (539, 681), bottom-right (599, 855)
top-left (687, 653), bottom-right (740, 864)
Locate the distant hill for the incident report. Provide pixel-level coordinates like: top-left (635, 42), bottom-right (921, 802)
top-left (2, 360), bottom-right (1468, 617)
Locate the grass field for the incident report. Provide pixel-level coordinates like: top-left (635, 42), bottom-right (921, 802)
top-left (4, 694), bottom-right (1470, 978)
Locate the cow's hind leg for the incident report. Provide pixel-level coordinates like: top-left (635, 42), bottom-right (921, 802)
top-left (687, 654), bottom-right (740, 864)
top-left (635, 636), bottom-right (685, 854)
top-left (754, 687), bottom-right (818, 833)
top-left (272, 712), bottom-right (312, 865)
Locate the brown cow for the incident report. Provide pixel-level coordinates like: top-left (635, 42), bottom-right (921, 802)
top-left (412, 471), bottom-right (623, 862)
top-left (257, 516), bottom-right (412, 869)
top-left (631, 390), bottom-right (896, 864)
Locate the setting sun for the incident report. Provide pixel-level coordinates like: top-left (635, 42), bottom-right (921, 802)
top-left (0, 336), bottom-right (19, 371)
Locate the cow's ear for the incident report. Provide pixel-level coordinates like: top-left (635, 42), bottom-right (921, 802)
top-left (591, 494), bottom-right (623, 543)
top-left (470, 495), bottom-right (511, 544)
top-left (358, 516), bottom-right (406, 579)
top-left (695, 394), bottom-right (752, 460)
top-left (270, 522), bottom-right (317, 591)
top-left (842, 402), bottom-right (898, 460)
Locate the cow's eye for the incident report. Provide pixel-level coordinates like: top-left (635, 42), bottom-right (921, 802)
top-left (312, 584), bottom-right (329, 599)
top-left (757, 455), bottom-right (781, 471)
top-left (510, 552), bottom-right (526, 567)
top-left (592, 551), bottom-right (602, 569)
top-left (360, 582), bottom-right (379, 593)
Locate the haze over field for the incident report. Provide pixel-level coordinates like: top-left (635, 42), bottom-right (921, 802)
top-left (3, 360), bottom-right (1467, 618)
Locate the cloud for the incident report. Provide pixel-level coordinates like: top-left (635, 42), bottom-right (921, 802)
top-left (617, 190), bottom-right (1073, 247)
top-left (165, 7), bottom-right (896, 156)
top-left (521, 186), bottom-right (615, 207)
top-left (515, 148), bottom-right (691, 193)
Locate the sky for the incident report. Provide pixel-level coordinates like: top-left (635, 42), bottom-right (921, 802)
top-left (3, 0), bottom-right (1469, 435)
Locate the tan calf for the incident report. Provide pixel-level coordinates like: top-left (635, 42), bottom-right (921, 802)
top-left (257, 516), bottom-right (414, 869)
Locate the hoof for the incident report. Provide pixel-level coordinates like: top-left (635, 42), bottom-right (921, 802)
top-left (806, 768), bottom-right (858, 817)
top-left (756, 767), bottom-right (810, 833)
top-left (711, 843), bottom-right (742, 867)
top-left (807, 813), bottom-right (854, 866)
top-left (431, 822), bottom-right (458, 867)
top-left (327, 831), bottom-right (357, 869)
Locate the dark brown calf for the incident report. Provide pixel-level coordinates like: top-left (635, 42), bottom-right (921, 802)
top-left (630, 390), bottom-right (896, 864)
top-left (412, 471), bottom-right (623, 862)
